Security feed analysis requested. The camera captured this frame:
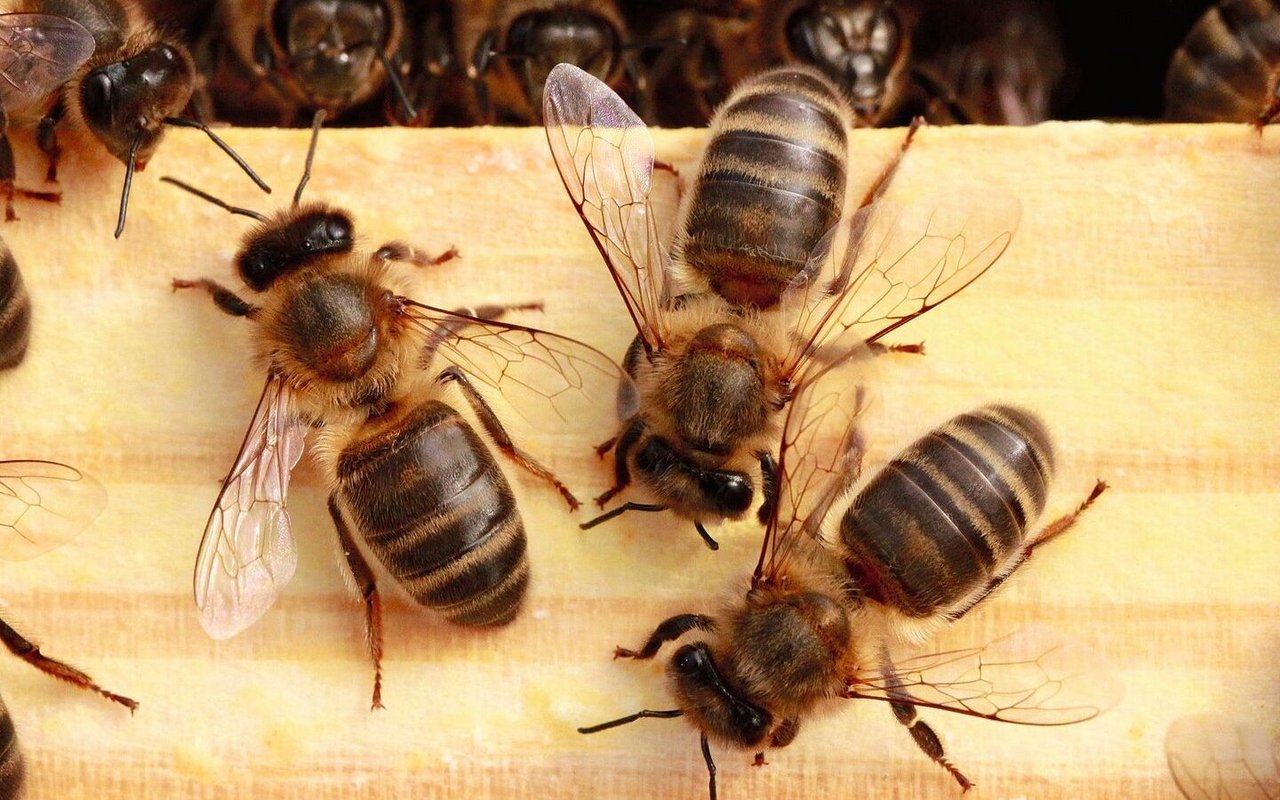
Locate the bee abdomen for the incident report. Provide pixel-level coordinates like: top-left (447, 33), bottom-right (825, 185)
top-left (0, 244), bottom-right (30, 370)
top-left (1165, 0), bottom-right (1280, 121)
top-left (0, 697), bottom-right (23, 800)
top-left (337, 400), bottom-right (529, 628)
top-left (678, 66), bottom-right (849, 309)
top-left (840, 405), bottom-right (1054, 617)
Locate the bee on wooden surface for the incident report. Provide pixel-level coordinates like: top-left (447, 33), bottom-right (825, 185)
top-left (199, 0), bottom-right (422, 125)
top-left (545, 62), bottom-right (1017, 548)
top-left (169, 113), bottom-right (629, 708)
top-left (0, 2), bottom-right (270, 236)
top-left (1166, 713), bottom-right (1280, 799)
top-left (579, 377), bottom-right (1116, 797)
top-left (1164, 0), bottom-right (1280, 125)
top-left (0, 237), bottom-right (28, 369)
top-left (458, 0), bottom-right (645, 124)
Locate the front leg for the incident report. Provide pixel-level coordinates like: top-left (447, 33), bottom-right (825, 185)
top-left (37, 101), bottom-right (66, 184)
top-left (328, 496), bottom-right (386, 710)
top-left (172, 278), bottom-right (257, 318)
top-left (594, 416), bottom-right (645, 507)
top-left (614, 613), bottom-right (715, 660)
top-left (0, 616), bottom-right (137, 711)
top-left (438, 365), bottom-right (580, 511)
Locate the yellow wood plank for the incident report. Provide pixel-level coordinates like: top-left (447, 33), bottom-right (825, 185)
top-left (0, 121), bottom-right (1276, 799)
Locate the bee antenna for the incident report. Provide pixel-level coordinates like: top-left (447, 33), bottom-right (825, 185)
top-left (578, 502), bottom-right (667, 530)
top-left (701, 733), bottom-right (718, 800)
top-left (114, 131), bottom-right (144, 238)
top-left (160, 177), bottom-right (268, 222)
top-left (376, 52), bottom-right (417, 120)
top-left (577, 708), bottom-right (682, 734)
top-left (293, 110), bottom-right (327, 207)
top-left (163, 118), bottom-right (272, 194)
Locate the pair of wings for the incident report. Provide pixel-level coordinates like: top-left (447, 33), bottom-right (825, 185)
top-left (0, 460), bottom-right (106, 562)
top-left (0, 14), bottom-right (95, 113)
top-left (193, 298), bottom-right (632, 640)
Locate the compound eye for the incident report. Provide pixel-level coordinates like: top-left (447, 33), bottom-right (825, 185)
top-left (673, 644), bottom-right (706, 676)
top-left (82, 70), bottom-right (113, 112)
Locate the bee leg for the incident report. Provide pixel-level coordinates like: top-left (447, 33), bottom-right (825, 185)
top-left (948, 480), bottom-right (1108, 622)
top-left (36, 101), bottom-right (66, 184)
top-left (876, 648), bottom-right (973, 790)
top-left (327, 496), bottom-right (386, 710)
top-left (854, 116), bottom-right (922, 212)
top-left (614, 613), bottom-right (715, 659)
top-left (867, 341), bottom-right (925, 356)
top-left (375, 241), bottom-right (459, 268)
top-left (756, 451), bottom-right (778, 524)
top-left (0, 616), bottom-right (137, 711)
top-left (693, 522), bottom-right (720, 550)
top-left (701, 733), bottom-right (718, 800)
top-left (594, 417), bottom-right (646, 507)
top-left (171, 278), bottom-right (258, 318)
top-left (437, 365), bottom-right (581, 511)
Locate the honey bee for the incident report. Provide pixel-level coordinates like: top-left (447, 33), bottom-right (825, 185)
top-left (0, 460), bottom-right (138, 711)
top-left (0, 1), bottom-right (270, 236)
top-left (1164, 0), bottom-right (1280, 125)
top-left (579, 376), bottom-right (1116, 797)
top-left (170, 112), bottom-right (629, 708)
top-left (0, 694), bottom-right (19, 800)
top-left (544, 62), bottom-right (1017, 548)
top-left (0, 237), bottom-right (28, 369)
top-left (200, 0), bottom-right (420, 125)
top-left (458, 0), bottom-right (641, 124)
top-left (1166, 713), bottom-right (1280, 799)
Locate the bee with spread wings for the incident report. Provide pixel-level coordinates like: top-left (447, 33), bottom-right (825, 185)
top-left (0, 460), bottom-right (136, 710)
top-left (543, 61), bottom-right (1020, 549)
top-left (577, 371), bottom-right (1118, 797)
top-left (172, 112), bottom-right (631, 708)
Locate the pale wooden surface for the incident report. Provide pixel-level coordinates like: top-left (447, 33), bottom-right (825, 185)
top-left (0, 121), bottom-right (1276, 799)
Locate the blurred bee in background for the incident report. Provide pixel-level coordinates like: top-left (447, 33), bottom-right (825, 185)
top-left (196, 0), bottom-right (423, 125)
top-left (579, 375), bottom-right (1115, 797)
top-left (545, 63), bottom-right (1016, 548)
top-left (0, 237), bottom-right (29, 369)
top-left (169, 112), bottom-right (629, 708)
top-left (457, 0), bottom-right (651, 124)
top-left (1164, 0), bottom-right (1280, 125)
top-left (0, 2), bottom-right (270, 236)
top-left (1166, 713), bottom-right (1280, 799)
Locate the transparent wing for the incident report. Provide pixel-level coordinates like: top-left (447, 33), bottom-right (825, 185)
top-left (544, 62), bottom-right (669, 354)
top-left (847, 626), bottom-right (1124, 726)
top-left (781, 193), bottom-right (1020, 388)
top-left (753, 352), bottom-right (875, 586)
top-left (0, 460), bottom-right (106, 561)
top-left (1166, 714), bottom-right (1280, 800)
top-left (399, 297), bottom-right (637, 430)
top-left (0, 14), bottom-right (96, 111)
top-left (193, 375), bottom-right (306, 640)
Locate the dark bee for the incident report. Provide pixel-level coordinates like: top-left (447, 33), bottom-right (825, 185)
top-left (199, 0), bottom-right (420, 124)
top-left (579, 377), bottom-right (1115, 797)
top-left (458, 0), bottom-right (640, 124)
top-left (1166, 713), bottom-right (1280, 799)
top-left (545, 63), bottom-right (1016, 547)
top-left (171, 113), bottom-right (628, 708)
top-left (1164, 0), bottom-right (1280, 125)
top-left (0, 237), bottom-right (28, 369)
top-left (0, 694), bottom-right (19, 800)
top-left (0, 2), bottom-right (268, 236)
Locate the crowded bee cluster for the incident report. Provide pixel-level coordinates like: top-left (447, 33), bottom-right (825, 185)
top-left (0, 0), bottom-right (1276, 799)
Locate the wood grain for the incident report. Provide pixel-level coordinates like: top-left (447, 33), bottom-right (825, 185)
top-left (0, 120), bottom-right (1276, 799)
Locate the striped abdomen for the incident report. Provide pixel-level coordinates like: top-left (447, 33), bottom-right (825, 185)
top-left (1164, 0), bottom-right (1280, 121)
top-left (0, 242), bottom-right (30, 370)
top-left (839, 405), bottom-right (1055, 618)
top-left (0, 696), bottom-right (23, 800)
top-left (336, 400), bottom-right (529, 627)
top-left (675, 66), bottom-right (849, 309)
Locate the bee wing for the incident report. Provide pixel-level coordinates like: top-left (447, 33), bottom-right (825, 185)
top-left (0, 460), bottom-right (106, 561)
top-left (193, 375), bottom-right (306, 640)
top-left (846, 626), bottom-right (1124, 726)
top-left (753, 353), bottom-right (874, 584)
top-left (780, 193), bottom-right (1020, 388)
top-left (1166, 714), bottom-right (1280, 800)
top-left (399, 298), bottom-right (638, 430)
top-left (0, 14), bottom-right (96, 111)
top-left (544, 62), bottom-right (670, 354)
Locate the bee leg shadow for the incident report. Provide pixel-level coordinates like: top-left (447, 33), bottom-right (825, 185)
top-left (327, 496), bottom-right (386, 710)
top-left (376, 241), bottom-right (460, 268)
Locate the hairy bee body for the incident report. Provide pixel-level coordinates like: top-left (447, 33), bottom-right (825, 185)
top-left (0, 697), bottom-right (21, 800)
top-left (673, 66), bottom-right (849, 309)
top-left (839, 404), bottom-right (1054, 619)
top-left (1165, 0), bottom-right (1280, 122)
top-left (334, 399), bottom-right (529, 627)
top-left (0, 241), bottom-right (29, 369)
